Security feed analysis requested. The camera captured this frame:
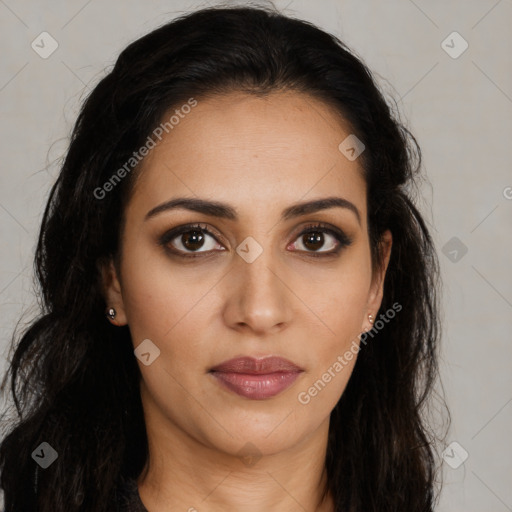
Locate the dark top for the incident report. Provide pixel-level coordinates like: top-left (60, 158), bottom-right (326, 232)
top-left (118, 477), bottom-right (148, 512)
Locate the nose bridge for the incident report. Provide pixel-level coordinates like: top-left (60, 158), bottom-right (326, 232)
top-left (239, 243), bottom-right (279, 296)
top-left (226, 234), bottom-right (292, 333)
top-left (238, 235), bottom-right (283, 300)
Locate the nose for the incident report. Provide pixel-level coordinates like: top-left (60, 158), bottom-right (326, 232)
top-left (222, 244), bottom-right (293, 336)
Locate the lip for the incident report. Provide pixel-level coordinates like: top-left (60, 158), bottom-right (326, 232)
top-left (209, 356), bottom-right (304, 400)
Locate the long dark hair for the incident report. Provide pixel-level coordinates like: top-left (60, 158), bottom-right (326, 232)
top-left (0, 5), bottom-right (448, 511)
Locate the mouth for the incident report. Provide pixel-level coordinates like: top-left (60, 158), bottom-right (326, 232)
top-left (208, 356), bottom-right (304, 400)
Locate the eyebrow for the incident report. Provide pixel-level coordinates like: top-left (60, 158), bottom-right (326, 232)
top-left (145, 196), bottom-right (361, 225)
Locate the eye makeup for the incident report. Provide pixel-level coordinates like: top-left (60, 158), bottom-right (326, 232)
top-left (157, 221), bottom-right (353, 260)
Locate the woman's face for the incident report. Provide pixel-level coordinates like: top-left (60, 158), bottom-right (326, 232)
top-left (104, 90), bottom-right (391, 459)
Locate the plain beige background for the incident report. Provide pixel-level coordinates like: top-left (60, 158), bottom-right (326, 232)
top-left (0, 1), bottom-right (511, 510)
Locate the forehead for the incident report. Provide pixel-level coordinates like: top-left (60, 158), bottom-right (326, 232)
top-left (128, 91), bottom-right (367, 222)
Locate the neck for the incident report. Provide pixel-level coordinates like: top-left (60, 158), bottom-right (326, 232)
top-left (137, 397), bottom-right (335, 511)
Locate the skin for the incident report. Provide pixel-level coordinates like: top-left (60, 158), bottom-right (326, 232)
top-left (103, 90), bottom-right (392, 512)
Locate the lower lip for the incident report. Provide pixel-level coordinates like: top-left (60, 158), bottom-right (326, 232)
top-left (210, 371), bottom-right (302, 400)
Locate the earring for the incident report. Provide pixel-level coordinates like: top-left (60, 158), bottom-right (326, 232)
top-left (368, 314), bottom-right (374, 324)
top-left (106, 307), bottom-right (116, 320)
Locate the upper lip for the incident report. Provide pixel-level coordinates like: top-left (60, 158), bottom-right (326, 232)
top-left (209, 356), bottom-right (303, 374)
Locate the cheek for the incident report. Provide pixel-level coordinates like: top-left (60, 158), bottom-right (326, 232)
top-left (295, 287), bottom-right (366, 418)
top-left (119, 243), bottom-right (223, 380)
top-left (296, 249), bottom-right (372, 338)
top-left (119, 241), bottom-right (200, 343)
top-left (295, 251), bottom-right (371, 401)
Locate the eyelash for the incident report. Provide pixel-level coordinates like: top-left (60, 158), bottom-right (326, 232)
top-left (158, 222), bottom-right (353, 260)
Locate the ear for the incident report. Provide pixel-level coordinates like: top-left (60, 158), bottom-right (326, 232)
top-left (99, 257), bottom-right (128, 326)
top-left (363, 229), bottom-right (392, 332)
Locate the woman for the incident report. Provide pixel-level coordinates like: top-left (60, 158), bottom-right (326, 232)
top-left (0, 5), bottom-right (448, 511)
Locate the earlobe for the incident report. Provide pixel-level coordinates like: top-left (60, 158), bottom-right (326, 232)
top-left (99, 257), bottom-right (128, 326)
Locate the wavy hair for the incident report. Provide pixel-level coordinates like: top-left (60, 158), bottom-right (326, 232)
top-left (0, 5), bottom-right (448, 511)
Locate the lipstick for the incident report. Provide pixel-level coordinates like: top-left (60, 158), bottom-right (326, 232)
top-left (209, 356), bottom-right (303, 400)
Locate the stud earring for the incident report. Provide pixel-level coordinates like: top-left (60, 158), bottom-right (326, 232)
top-left (106, 307), bottom-right (116, 320)
top-left (368, 314), bottom-right (374, 324)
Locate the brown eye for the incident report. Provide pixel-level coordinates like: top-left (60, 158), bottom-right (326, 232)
top-left (289, 223), bottom-right (352, 257)
top-left (169, 228), bottom-right (220, 254)
top-left (159, 223), bottom-right (225, 257)
top-left (180, 230), bottom-right (206, 251)
top-left (302, 231), bottom-right (327, 251)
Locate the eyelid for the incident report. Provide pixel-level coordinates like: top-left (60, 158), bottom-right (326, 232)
top-left (294, 222), bottom-right (352, 244)
top-left (158, 222), bottom-right (225, 255)
top-left (159, 221), bottom-right (352, 258)
top-left (290, 222), bottom-right (353, 256)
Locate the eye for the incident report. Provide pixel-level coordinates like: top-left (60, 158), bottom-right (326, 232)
top-left (288, 223), bottom-right (352, 257)
top-left (159, 223), bottom-right (225, 258)
top-left (159, 222), bottom-right (352, 260)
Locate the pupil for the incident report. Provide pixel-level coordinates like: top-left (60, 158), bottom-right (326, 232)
top-left (180, 230), bottom-right (324, 252)
top-left (183, 230), bottom-right (204, 251)
top-left (304, 232), bottom-right (323, 251)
